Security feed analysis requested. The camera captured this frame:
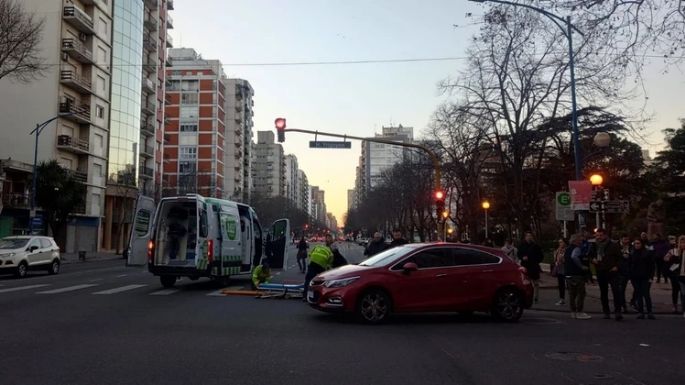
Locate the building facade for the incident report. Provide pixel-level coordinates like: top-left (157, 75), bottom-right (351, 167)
top-left (358, 125), bottom-right (414, 193)
top-left (0, 0), bottom-right (114, 251)
top-left (297, 170), bottom-right (309, 213)
top-left (223, 79), bottom-right (254, 203)
top-left (163, 48), bottom-right (226, 198)
top-left (251, 131), bottom-right (285, 199)
top-left (284, 154), bottom-right (299, 204)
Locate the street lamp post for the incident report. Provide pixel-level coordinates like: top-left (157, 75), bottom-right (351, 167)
top-left (470, 0), bottom-right (586, 226)
top-left (482, 200), bottom-right (491, 239)
top-left (29, 113), bottom-right (73, 233)
top-left (589, 174), bottom-right (603, 230)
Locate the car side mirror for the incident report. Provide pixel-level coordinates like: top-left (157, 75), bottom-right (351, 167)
top-left (402, 262), bottom-right (418, 274)
top-left (29, 245), bottom-right (39, 252)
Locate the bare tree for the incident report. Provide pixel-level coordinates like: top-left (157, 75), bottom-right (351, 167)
top-left (0, 0), bottom-right (45, 82)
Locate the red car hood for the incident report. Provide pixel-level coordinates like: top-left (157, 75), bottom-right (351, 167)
top-left (318, 264), bottom-right (373, 280)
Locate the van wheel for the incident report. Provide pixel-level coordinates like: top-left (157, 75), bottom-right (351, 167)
top-left (492, 288), bottom-right (523, 322)
top-left (357, 289), bottom-right (392, 324)
top-left (48, 259), bottom-right (60, 275)
top-left (160, 275), bottom-right (177, 288)
top-left (15, 261), bottom-right (28, 278)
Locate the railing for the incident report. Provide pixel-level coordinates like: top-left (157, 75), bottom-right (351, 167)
top-left (144, 15), bottom-right (158, 31)
top-left (61, 38), bottom-right (93, 63)
top-left (60, 70), bottom-right (92, 93)
top-left (140, 144), bottom-right (155, 156)
top-left (1, 193), bottom-right (30, 208)
top-left (166, 14), bottom-right (174, 29)
top-left (141, 120), bottom-right (155, 135)
top-left (57, 135), bottom-right (90, 153)
top-left (67, 169), bottom-right (88, 184)
top-left (143, 37), bottom-right (157, 52)
top-left (63, 6), bottom-right (94, 33)
top-left (142, 78), bottom-right (155, 92)
top-left (167, 0), bottom-right (175, 10)
top-left (140, 166), bottom-right (154, 177)
top-left (166, 33), bottom-right (173, 48)
top-left (59, 102), bottom-right (91, 122)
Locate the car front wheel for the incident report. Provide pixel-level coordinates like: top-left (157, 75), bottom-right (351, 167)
top-left (15, 261), bottom-right (28, 278)
top-left (48, 259), bottom-right (60, 275)
top-left (357, 289), bottom-right (391, 324)
top-left (492, 288), bottom-right (524, 322)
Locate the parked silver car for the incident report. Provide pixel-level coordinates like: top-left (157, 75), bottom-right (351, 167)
top-left (0, 236), bottom-right (61, 278)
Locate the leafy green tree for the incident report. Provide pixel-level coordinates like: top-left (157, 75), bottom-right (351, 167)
top-left (35, 161), bottom-right (86, 249)
top-left (651, 120), bottom-right (685, 233)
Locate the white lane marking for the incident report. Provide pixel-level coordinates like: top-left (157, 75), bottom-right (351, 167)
top-left (89, 278), bottom-right (103, 282)
top-left (37, 284), bottom-right (98, 294)
top-left (0, 284), bottom-right (50, 294)
top-left (207, 288), bottom-right (229, 296)
top-left (92, 284), bottom-right (148, 295)
top-left (149, 289), bottom-right (179, 296)
top-left (116, 274), bottom-right (128, 278)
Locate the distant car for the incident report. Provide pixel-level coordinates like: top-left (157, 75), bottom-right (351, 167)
top-left (0, 236), bottom-right (61, 278)
top-left (307, 243), bottom-right (533, 323)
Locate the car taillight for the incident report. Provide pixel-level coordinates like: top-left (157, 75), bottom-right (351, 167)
top-left (147, 240), bottom-right (155, 263)
top-left (207, 239), bottom-right (213, 263)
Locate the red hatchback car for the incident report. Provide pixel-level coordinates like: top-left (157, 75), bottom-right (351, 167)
top-left (307, 243), bottom-right (533, 323)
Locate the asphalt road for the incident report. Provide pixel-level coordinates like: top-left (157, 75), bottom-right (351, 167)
top-left (1, 243), bottom-right (683, 385)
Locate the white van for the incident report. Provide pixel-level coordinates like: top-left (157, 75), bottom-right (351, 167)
top-left (127, 194), bottom-right (289, 288)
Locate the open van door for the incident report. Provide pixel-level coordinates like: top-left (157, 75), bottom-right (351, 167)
top-left (126, 195), bottom-right (156, 266)
top-left (268, 219), bottom-right (290, 269)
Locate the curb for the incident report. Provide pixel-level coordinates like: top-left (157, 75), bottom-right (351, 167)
top-left (61, 255), bottom-right (123, 265)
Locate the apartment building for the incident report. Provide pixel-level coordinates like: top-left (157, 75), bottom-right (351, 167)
top-left (223, 78), bottom-right (254, 203)
top-left (163, 48), bottom-right (225, 198)
top-left (251, 131), bottom-right (286, 199)
top-left (0, 0), bottom-right (114, 251)
top-left (284, 154), bottom-right (299, 204)
top-left (298, 170), bottom-right (310, 213)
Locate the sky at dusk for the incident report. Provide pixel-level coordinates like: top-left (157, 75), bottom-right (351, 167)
top-left (169, 0), bottom-right (684, 225)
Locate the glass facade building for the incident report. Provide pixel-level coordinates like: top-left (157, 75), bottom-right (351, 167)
top-left (108, 0), bottom-right (144, 186)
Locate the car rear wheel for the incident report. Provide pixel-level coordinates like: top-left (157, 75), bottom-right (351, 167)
top-left (492, 288), bottom-right (523, 322)
top-left (15, 261), bottom-right (28, 278)
top-left (48, 259), bottom-right (60, 275)
top-left (357, 289), bottom-right (391, 324)
top-left (160, 275), bottom-right (177, 288)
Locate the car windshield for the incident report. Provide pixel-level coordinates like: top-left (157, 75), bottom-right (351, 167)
top-left (359, 245), bottom-right (414, 267)
top-left (0, 238), bottom-right (30, 249)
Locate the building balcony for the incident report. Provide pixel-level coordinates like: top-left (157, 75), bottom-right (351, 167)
top-left (142, 78), bottom-right (155, 94)
top-left (166, 33), bottom-right (173, 48)
top-left (1, 193), bottom-right (30, 209)
top-left (141, 120), bottom-right (155, 136)
top-left (144, 0), bottom-right (159, 8)
top-left (60, 70), bottom-right (92, 95)
top-left (68, 169), bottom-right (88, 184)
top-left (166, 14), bottom-right (174, 29)
top-left (140, 143), bottom-right (154, 158)
top-left (167, 0), bottom-right (174, 10)
top-left (140, 166), bottom-right (154, 178)
top-left (143, 37), bottom-right (157, 53)
top-left (147, 52), bottom-right (159, 67)
top-left (235, 104), bottom-right (242, 112)
top-left (165, 55), bottom-right (173, 67)
top-left (141, 101), bottom-right (156, 116)
top-left (57, 135), bottom-right (90, 155)
top-left (61, 38), bottom-right (94, 64)
top-left (144, 16), bottom-right (158, 31)
top-left (63, 6), bottom-right (95, 35)
top-left (59, 102), bottom-right (91, 124)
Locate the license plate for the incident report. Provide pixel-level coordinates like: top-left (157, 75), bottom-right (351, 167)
top-left (307, 290), bottom-right (314, 302)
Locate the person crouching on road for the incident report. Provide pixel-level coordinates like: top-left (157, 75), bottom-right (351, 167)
top-left (565, 234), bottom-right (591, 320)
top-left (303, 234), bottom-right (334, 296)
top-left (630, 239), bottom-right (656, 320)
top-left (252, 261), bottom-right (272, 290)
top-left (591, 228), bottom-right (624, 321)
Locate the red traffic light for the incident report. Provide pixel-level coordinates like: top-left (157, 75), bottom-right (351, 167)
top-left (434, 191), bottom-right (445, 200)
top-left (275, 118), bottom-right (286, 130)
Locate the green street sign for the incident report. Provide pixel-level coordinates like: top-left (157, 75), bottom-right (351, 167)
top-left (556, 192), bottom-right (574, 221)
top-left (557, 192), bottom-right (571, 206)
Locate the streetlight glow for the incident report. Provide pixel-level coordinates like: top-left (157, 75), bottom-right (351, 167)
top-left (590, 174), bottom-right (603, 186)
top-left (482, 201), bottom-right (490, 210)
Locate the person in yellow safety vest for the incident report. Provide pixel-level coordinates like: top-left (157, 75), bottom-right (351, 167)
top-left (304, 233), bottom-right (335, 296)
top-left (252, 261), bottom-right (271, 290)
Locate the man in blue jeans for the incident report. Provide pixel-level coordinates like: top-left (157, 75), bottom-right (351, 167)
top-left (565, 234), bottom-right (591, 320)
top-left (591, 229), bottom-right (624, 321)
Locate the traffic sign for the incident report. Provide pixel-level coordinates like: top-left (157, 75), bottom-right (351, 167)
top-left (604, 200), bottom-right (629, 214)
top-left (309, 141), bottom-right (351, 149)
top-left (555, 192), bottom-right (574, 221)
top-left (589, 201), bottom-right (602, 213)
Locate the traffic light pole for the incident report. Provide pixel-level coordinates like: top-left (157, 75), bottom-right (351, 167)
top-left (281, 128), bottom-right (445, 241)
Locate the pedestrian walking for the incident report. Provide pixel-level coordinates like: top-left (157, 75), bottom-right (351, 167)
top-left (303, 234), bottom-right (334, 297)
top-left (519, 232), bottom-right (543, 303)
top-left (501, 239), bottom-right (518, 263)
top-left (591, 228), bottom-right (624, 320)
top-left (630, 239), bottom-right (656, 319)
top-left (664, 234), bottom-right (685, 315)
top-left (364, 232), bottom-right (387, 257)
top-left (565, 234), bottom-right (591, 320)
top-left (296, 236), bottom-right (309, 273)
top-left (389, 229), bottom-right (409, 248)
top-left (552, 238), bottom-right (568, 306)
top-left (618, 234), bottom-right (633, 313)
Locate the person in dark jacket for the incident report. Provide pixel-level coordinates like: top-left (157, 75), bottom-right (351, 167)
top-left (331, 242), bottom-right (349, 268)
top-left (591, 228), bottom-right (624, 320)
top-left (364, 232), bottom-right (387, 257)
top-left (519, 232), bottom-right (543, 303)
top-left (649, 233), bottom-right (671, 283)
top-left (296, 236), bottom-right (309, 273)
top-left (389, 229), bottom-right (409, 248)
top-left (630, 239), bottom-right (656, 319)
top-left (618, 234), bottom-right (633, 313)
top-left (565, 234), bottom-right (591, 319)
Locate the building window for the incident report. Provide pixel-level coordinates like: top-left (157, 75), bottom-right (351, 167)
top-left (97, 75), bottom-right (106, 92)
top-left (181, 93), bottom-right (198, 105)
top-left (180, 106), bottom-right (198, 120)
top-left (179, 146), bottom-right (197, 160)
top-left (95, 133), bottom-right (104, 150)
top-left (98, 17), bottom-right (108, 38)
top-left (180, 123), bottom-right (198, 132)
top-left (179, 161), bottom-right (196, 174)
top-left (181, 80), bottom-right (198, 91)
top-left (96, 105), bottom-right (105, 119)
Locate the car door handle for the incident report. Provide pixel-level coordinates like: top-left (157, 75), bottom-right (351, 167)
top-left (435, 273), bottom-right (447, 278)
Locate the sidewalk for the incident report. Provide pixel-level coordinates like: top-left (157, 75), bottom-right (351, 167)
top-left (61, 251), bottom-right (123, 265)
top-left (535, 264), bottom-right (679, 315)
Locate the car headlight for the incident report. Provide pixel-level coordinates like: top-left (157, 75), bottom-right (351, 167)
top-left (323, 276), bottom-right (360, 288)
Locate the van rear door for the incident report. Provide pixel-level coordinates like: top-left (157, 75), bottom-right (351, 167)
top-left (127, 195), bottom-right (155, 266)
top-left (268, 219), bottom-right (290, 269)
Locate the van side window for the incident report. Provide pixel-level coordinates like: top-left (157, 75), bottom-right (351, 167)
top-left (199, 208), bottom-right (208, 238)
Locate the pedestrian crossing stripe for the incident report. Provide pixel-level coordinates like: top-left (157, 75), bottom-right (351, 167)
top-left (0, 284), bottom-right (50, 294)
top-left (92, 284), bottom-right (148, 295)
top-left (149, 289), bottom-right (179, 295)
top-left (36, 284), bottom-right (98, 294)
